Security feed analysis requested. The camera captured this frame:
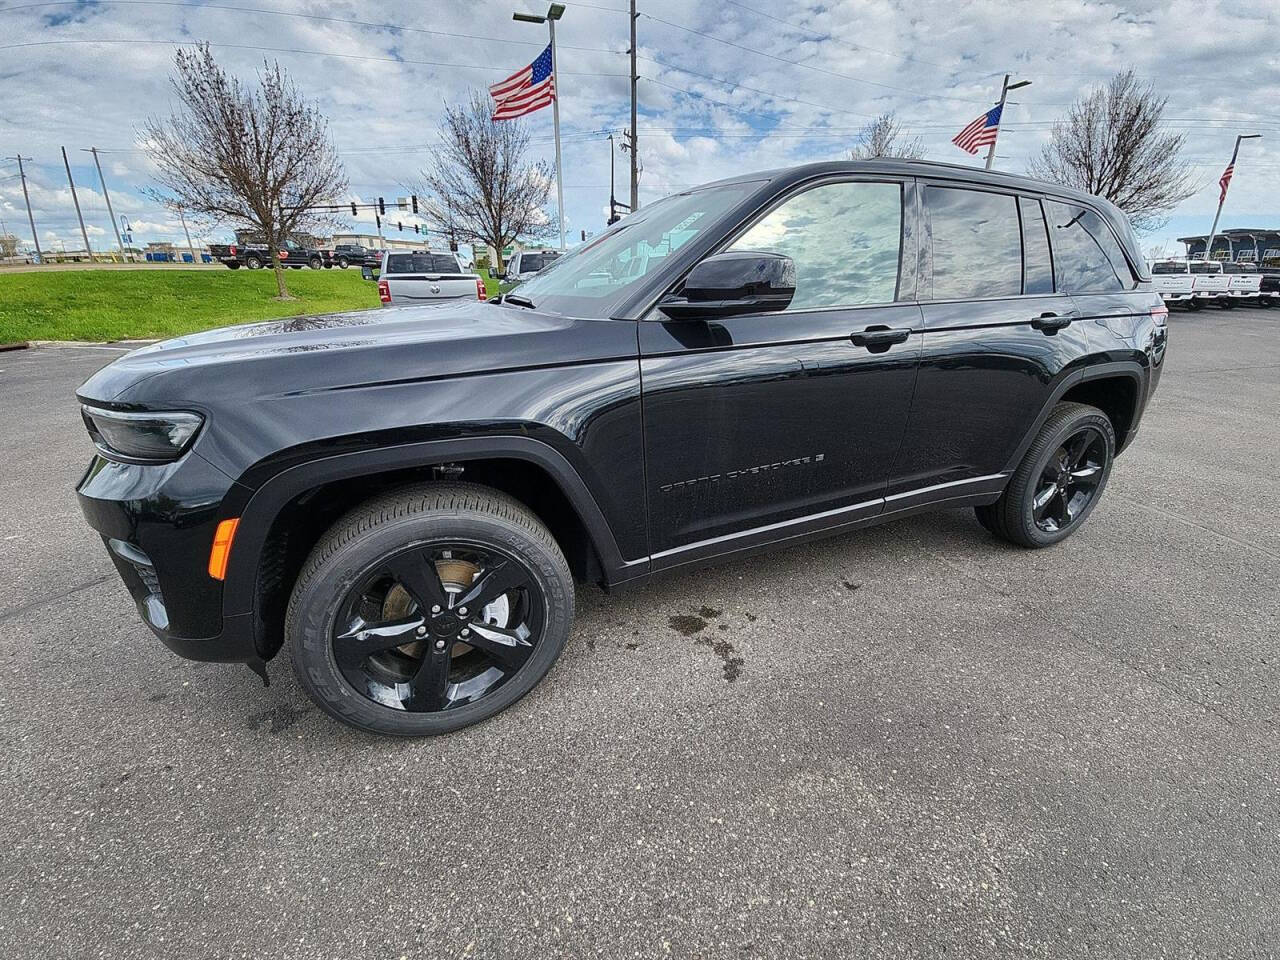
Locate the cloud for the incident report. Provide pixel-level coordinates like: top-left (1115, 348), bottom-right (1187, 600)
top-left (0, 0), bottom-right (1275, 257)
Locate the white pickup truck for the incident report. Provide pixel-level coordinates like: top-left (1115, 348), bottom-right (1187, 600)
top-left (1149, 259), bottom-right (1260, 310)
top-left (364, 251), bottom-right (486, 306)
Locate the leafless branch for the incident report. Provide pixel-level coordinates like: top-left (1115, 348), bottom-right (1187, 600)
top-left (849, 112), bottom-right (926, 161)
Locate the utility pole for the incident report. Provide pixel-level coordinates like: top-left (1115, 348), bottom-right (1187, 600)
top-left (6, 155), bottom-right (42, 262)
top-left (61, 146), bottom-right (93, 260)
top-left (628, 0), bottom-right (639, 211)
top-left (1204, 133), bottom-right (1262, 261)
top-left (177, 206), bottom-right (196, 264)
top-left (608, 132), bottom-right (616, 225)
top-left (984, 74), bottom-right (1031, 171)
top-left (84, 147), bottom-right (127, 261)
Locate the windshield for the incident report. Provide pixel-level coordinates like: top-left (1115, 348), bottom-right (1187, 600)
top-left (511, 181), bottom-right (756, 317)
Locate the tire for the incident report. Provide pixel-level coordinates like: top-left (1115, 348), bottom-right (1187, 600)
top-left (337, 258), bottom-right (349, 269)
top-left (309, 257), bottom-right (322, 269)
top-left (1187, 298), bottom-right (1203, 311)
top-left (286, 483), bottom-right (574, 736)
top-left (245, 256), bottom-right (263, 270)
top-left (976, 402), bottom-right (1115, 549)
top-left (1220, 298), bottom-right (1235, 309)
top-left (226, 262), bottom-right (241, 270)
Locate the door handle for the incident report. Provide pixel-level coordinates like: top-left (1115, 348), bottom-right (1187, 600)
top-left (850, 326), bottom-right (911, 352)
top-left (1031, 311), bottom-right (1073, 333)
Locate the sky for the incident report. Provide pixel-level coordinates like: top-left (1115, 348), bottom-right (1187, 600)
top-left (1, 0), bottom-right (1278, 258)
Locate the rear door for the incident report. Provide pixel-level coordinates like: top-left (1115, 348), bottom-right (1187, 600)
top-left (891, 185), bottom-right (1084, 502)
top-left (384, 253), bottom-right (476, 303)
top-left (640, 176), bottom-right (923, 561)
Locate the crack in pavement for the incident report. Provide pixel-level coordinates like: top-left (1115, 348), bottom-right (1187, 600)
top-left (0, 573), bottom-right (114, 624)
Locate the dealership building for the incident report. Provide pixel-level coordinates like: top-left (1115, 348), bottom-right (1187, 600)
top-left (1177, 229), bottom-right (1280, 262)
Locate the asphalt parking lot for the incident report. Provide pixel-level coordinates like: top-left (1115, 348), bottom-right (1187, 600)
top-left (2, 308), bottom-right (1278, 959)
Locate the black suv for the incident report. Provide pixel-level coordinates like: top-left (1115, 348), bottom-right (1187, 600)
top-left (76, 160), bottom-right (1167, 736)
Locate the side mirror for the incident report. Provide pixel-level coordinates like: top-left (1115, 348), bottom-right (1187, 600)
top-left (658, 251), bottom-right (796, 320)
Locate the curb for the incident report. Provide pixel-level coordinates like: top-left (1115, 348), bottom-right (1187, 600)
top-left (0, 341), bottom-right (31, 352)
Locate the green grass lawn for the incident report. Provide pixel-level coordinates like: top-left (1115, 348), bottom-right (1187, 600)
top-left (0, 268), bottom-right (385, 343)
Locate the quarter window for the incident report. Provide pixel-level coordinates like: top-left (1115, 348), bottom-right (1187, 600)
top-left (1044, 200), bottom-right (1135, 292)
top-left (728, 181), bottom-right (902, 309)
top-left (926, 187), bottom-right (1022, 300)
top-left (1019, 197), bottom-right (1055, 295)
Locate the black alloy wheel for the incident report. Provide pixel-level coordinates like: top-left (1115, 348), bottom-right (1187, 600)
top-left (1030, 426), bottom-right (1107, 534)
top-left (338, 257), bottom-right (349, 269)
top-left (287, 484), bottom-right (573, 736)
top-left (333, 542), bottom-right (545, 714)
top-left (975, 401), bottom-right (1115, 548)
top-left (245, 255), bottom-right (263, 270)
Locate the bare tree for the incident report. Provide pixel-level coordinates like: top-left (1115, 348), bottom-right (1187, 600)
top-left (849, 112), bottom-right (925, 160)
top-left (1028, 70), bottom-right (1196, 233)
top-left (142, 43), bottom-right (347, 299)
top-left (414, 93), bottom-right (555, 273)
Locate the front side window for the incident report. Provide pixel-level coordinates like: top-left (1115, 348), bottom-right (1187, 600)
top-left (1045, 200), bottom-right (1135, 293)
top-left (728, 181), bottom-right (902, 310)
top-left (927, 186), bottom-right (1022, 300)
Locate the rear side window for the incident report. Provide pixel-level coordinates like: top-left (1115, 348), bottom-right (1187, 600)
top-left (1044, 200), bottom-right (1136, 292)
top-left (729, 180), bottom-right (903, 309)
top-left (1152, 261), bottom-right (1186, 274)
top-left (926, 187), bottom-right (1021, 300)
top-left (520, 253), bottom-right (559, 272)
top-left (387, 253), bottom-right (461, 274)
top-left (1019, 197), bottom-right (1054, 295)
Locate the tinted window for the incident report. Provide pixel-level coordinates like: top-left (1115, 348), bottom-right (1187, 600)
top-left (927, 187), bottom-right (1021, 300)
top-left (519, 252), bottom-right (559, 273)
top-left (1019, 197), bottom-right (1054, 294)
top-left (1044, 200), bottom-right (1135, 292)
top-left (1152, 261), bottom-right (1187, 274)
top-left (729, 180), bottom-right (902, 309)
top-left (387, 253), bottom-right (461, 274)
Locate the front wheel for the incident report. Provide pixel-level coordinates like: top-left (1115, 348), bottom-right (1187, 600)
top-left (286, 484), bottom-right (574, 736)
top-left (337, 258), bottom-right (349, 269)
top-left (309, 257), bottom-right (323, 269)
top-left (245, 256), bottom-right (263, 270)
top-left (976, 402), bottom-right (1115, 548)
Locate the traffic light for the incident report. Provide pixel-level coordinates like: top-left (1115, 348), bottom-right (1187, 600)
top-left (397, 221), bottom-right (403, 232)
top-left (411, 195), bottom-right (419, 214)
top-left (581, 230), bottom-right (586, 241)
top-left (414, 225), bottom-right (420, 234)
top-left (375, 214), bottom-right (381, 229)
top-left (378, 197), bottom-right (385, 216)
top-left (350, 202), bottom-right (358, 217)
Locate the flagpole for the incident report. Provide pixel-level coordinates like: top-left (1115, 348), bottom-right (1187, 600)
top-left (548, 17), bottom-right (566, 251)
top-left (1204, 133), bottom-right (1260, 261)
top-left (984, 75), bottom-right (1010, 171)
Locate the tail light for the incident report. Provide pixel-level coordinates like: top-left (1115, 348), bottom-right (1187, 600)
top-left (476, 277), bottom-right (487, 301)
top-left (229, 244), bottom-right (237, 255)
top-left (1150, 304), bottom-right (1168, 326)
top-left (377, 279), bottom-right (391, 303)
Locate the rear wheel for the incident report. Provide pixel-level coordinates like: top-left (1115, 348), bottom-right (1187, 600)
top-left (245, 256), bottom-right (263, 270)
top-left (1187, 298), bottom-right (1203, 311)
top-left (976, 402), bottom-right (1115, 548)
top-left (287, 484), bottom-right (574, 736)
top-left (226, 262), bottom-right (241, 270)
top-left (337, 257), bottom-right (350, 269)
top-left (309, 256), bottom-right (323, 269)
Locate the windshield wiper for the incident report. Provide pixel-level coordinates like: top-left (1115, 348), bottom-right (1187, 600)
top-left (503, 293), bottom-right (537, 309)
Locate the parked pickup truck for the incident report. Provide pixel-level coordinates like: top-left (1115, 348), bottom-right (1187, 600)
top-left (328, 243), bottom-right (377, 269)
top-left (209, 241), bottom-right (326, 271)
top-left (1151, 260), bottom-right (1195, 306)
top-left (363, 250), bottom-right (486, 305)
top-left (504, 249), bottom-right (561, 283)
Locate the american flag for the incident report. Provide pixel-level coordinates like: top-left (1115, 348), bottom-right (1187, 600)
top-left (952, 103), bottom-right (1003, 155)
top-left (1219, 161), bottom-right (1234, 204)
top-left (489, 44), bottom-right (555, 121)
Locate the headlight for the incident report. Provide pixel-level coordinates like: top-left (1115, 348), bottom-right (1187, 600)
top-left (81, 405), bottom-right (204, 463)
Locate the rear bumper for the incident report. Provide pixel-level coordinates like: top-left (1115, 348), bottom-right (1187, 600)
top-left (76, 450), bottom-right (259, 664)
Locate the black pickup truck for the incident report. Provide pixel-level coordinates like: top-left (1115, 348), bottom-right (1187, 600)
top-left (208, 240), bottom-right (326, 271)
top-left (75, 159), bottom-right (1166, 737)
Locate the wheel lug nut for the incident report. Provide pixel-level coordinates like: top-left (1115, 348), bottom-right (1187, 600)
top-left (458, 606), bottom-right (468, 616)
top-left (430, 604), bottom-right (441, 614)
top-left (416, 626), bottom-right (427, 636)
top-left (459, 628), bottom-right (470, 638)
top-left (434, 639), bottom-right (446, 650)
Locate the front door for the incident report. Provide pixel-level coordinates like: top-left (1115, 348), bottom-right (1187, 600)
top-left (640, 178), bottom-right (923, 564)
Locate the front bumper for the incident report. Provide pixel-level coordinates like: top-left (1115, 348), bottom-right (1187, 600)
top-left (76, 450), bottom-right (259, 663)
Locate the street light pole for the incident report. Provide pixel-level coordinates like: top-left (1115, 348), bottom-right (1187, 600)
top-left (85, 147), bottom-right (128, 262)
top-left (629, 0), bottom-right (639, 212)
top-left (985, 74), bottom-right (1031, 171)
top-left (1204, 133), bottom-right (1262, 261)
top-left (514, 4), bottom-right (567, 250)
top-left (61, 146), bottom-right (93, 260)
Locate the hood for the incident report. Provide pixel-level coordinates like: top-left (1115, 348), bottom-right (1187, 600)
top-left (78, 299), bottom-right (637, 407)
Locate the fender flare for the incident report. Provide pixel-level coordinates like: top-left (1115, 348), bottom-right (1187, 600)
top-left (1001, 360), bottom-right (1147, 475)
top-left (221, 436), bottom-right (641, 617)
